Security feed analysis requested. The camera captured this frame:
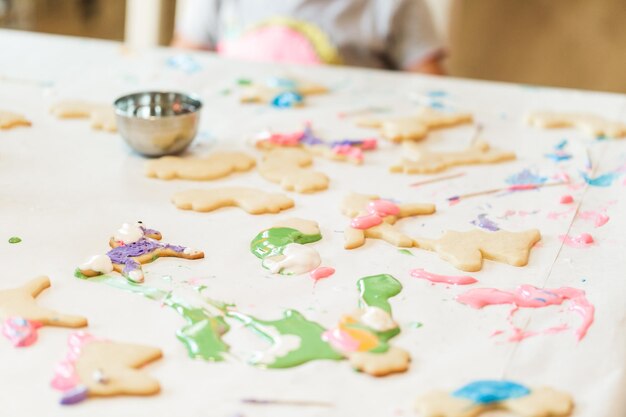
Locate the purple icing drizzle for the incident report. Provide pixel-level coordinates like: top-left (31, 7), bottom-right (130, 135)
top-left (60, 385), bottom-right (89, 405)
top-left (330, 139), bottom-right (365, 147)
top-left (300, 126), bottom-right (325, 146)
top-left (471, 214), bottom-right (500, 232)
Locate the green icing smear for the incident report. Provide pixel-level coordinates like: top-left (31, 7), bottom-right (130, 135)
top-left (91, 276), bottom-right (230, 362)
top-left (250, 227), bottom-right (321, 259)
top-left (250, 227), bottom-right (322, 276)
top-left (81, 272), bottom-right (405, 369)
top-left (8, 236), bottom-right (22, 244)
top-left (228, 309), bottom-right (342, 368)
top-left (357, 274), bottom-right (403, 314)
top-left (398, 248), bottom-right (413, 256)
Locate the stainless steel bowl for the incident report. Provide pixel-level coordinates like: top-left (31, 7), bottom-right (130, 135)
top-left (114, 91), bottom-right (202, 156)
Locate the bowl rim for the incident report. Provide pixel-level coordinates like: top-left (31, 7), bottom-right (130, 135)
top-left (113, 91), bottom-right (203, 120)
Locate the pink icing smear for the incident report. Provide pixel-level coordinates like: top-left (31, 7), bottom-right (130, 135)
top-left (310, 266), bottom-right (335, 281)
top-left (456, 284), bottom-right (594, 341)
top-left (322, 328), bottom-right (359, 352)
top-left (410, 268), bottom-right (477, 285)
top-left (368, 200), bottom-right (400, 216)
top-left (2, 317), bottom-right (41, 347)
top-left (560, 233), bottom-right (594, 248)
top-left (578, 210), bottom-right (609, 227)
top-left (351, 213), bottom-right (383, 229)
top-left (350, 199), bottom-right (400, 230)
top-left (559, 195), bottom-right (574, 204)
top-left (51, 331), bottom-right (98, 391)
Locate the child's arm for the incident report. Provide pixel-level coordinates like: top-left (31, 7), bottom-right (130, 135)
top-left (389, 0), bottom-right (446, 74)
top-left (171, 0), bottom-right (219, 50)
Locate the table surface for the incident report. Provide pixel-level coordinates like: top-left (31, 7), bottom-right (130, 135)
top-left (0, 30), bottom-right (625, 417)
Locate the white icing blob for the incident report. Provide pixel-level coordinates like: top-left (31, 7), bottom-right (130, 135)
top-left (113, 222), bottom-right (144, 244)
top-left (360, 306), bottom-right (398, 332)
top-left (80, 254), bottom-right (113, 274)
top-left (127, 269), bottom-right (144, 283)
top-left (251, 325), bottom-right (301, 365)
top-left (183, 247), bottom-right (200, 255)
top-left (262, 243), bottom-right (321, 275)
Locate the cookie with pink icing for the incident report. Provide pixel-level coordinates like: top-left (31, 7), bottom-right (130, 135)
top-left (341, 193), bottom-right (436, 249)
top-left (255, 124), bottom-right (377, 165)
top-left (0, 276), bottom-right (87, 347)
top-left (51, 331), bottom-right (162, 405)
top-left (76, 222), bottom-right (204, 283)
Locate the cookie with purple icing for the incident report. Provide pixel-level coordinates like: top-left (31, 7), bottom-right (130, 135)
top-left (76, 222), bottom-right (203, 283)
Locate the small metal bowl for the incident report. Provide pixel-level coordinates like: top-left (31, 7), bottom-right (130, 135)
top-left (114, 91), bottom-right (202, 156)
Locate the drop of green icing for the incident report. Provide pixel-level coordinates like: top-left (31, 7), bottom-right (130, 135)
top-left (250, 227), bottom-right (321, 260)
top-left (357, 274), bottom-right (402, 314)
top-left (8, 236), bottom-right (21, 244)
top-left (398, 249), bottom-right (413, 256)
top-left (228, 309), bottom-right (343, 368)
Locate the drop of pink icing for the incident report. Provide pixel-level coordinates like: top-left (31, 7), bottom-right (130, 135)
top-left (350, 213), bottom-right (383, 230)
top-left (559, 195), bottom-right (574, 204)
top-left (410, 268), bottom-right (477, 285)
top-left (310, 266), bottom-right (335, 281)
top-left (456, 284), bottom-right (594, 341)
top-left (560, 233), bottom-right (594, 248)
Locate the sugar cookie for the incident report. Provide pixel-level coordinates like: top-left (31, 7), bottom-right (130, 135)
top-left (358, 108), bottom-right (473, 142)
top-left (145, 151), bottom-right (256, 180)
top-left (51, 331), bottom-right (162, 405)
top-left (0, 276), bottom-right (87, 347)
top-left (391, 140), bottom-right (516, 174)
top-left (0, 110), bottom-right (31, 129)
top-left (342, 193), bottom-right (436, 249)
top-left (527, 111), bottom-right (626, 138)
top-left (250, 218), bottom-right (323, 275)
top-left (258, 148), bottom-right (329, 193)
top-left (240, 77), bottom-right (327, 108)
top-left (415, 380), bottom-right (573, 417)
top-left (77, 222), bottom-right (204, 283)
top-left (50, 100), bottom-right (116, 132)
top-left (255, 125), bottom-right (377, 165)
top-left (414, 229), bottom-right (541, 272)
top-left (172, 187), bottom-right (294, 214)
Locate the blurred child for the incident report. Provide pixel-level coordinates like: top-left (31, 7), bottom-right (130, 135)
top-left (172, 0), bottom-right (445, 74)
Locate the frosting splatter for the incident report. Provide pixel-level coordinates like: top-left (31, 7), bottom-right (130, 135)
top-left (560, 233), bottom-right (594, 248)
top-left (456, 284), bottom-right (594, 341)
top-left (410, 269), bottom-right (477, 285)
top-left (506, 169), bottom-right (548, 185)
top-left (470, 213), bottom-right (500, 231)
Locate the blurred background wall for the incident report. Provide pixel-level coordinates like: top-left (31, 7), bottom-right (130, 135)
top-left (1, 0), bottom-right (625, 93)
